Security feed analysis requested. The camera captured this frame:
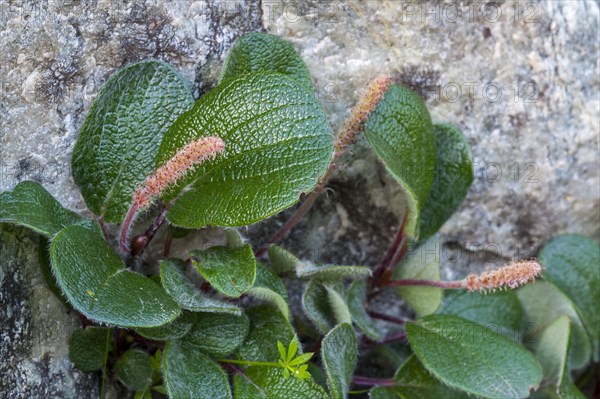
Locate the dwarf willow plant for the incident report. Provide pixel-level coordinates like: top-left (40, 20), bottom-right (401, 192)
top-left (1, 33), bottom-right (598, 399)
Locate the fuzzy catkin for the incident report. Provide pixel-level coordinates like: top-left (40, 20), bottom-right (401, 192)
top-left (132, 136), bottom-right (225, 209)
top-left (334, 75), bottom-right (392, 155)
top-left (464, 260), bottom-right (542, 292)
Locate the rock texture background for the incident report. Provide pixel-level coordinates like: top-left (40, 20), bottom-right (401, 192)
top-left (0, 0), bottom-right (598, 397)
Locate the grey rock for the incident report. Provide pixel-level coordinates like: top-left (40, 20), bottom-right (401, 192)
top-left (0, 226), bottom-right (98, 398)
top-left (259, 0), bottom-right (599, 267)
top-left (0, 1), bottom-right (262, 397)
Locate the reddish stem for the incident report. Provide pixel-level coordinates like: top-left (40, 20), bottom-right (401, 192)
top-left (378, 331), bottom-right (407, 345)
top-left (367, 310), bottom-right (408, 325)
top-left (369, 214), bottom-right (408, 291)
top-left (119, 203), bottom-right (139, 254)
top-left (255, 190), bottom-right (321, 257)
top-left (352, 375), bottom-right (397, 387)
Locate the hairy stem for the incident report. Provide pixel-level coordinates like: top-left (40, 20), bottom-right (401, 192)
top-left (119, 203), bottom-right (139, 254)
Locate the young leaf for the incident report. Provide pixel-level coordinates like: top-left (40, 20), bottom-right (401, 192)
top-left (321, 323), bottom-right (358, 399)
top-left (50, 224), bottom-right (180, 327)
top-left (302, 280), bottom-right (340, 333)
top-left (296, 263), bottom-right (372, 281)
top-left (238, 305), bottom-right (295, 363)
top-left (233, 367), bottom-right (330, 399)
top-left (437, 289), bottom-right (522, 339)
top-left (418, 124), bottom-right (473, 241)
top-left (325, 286), bottom-right (352, 325)
top-left (346, 280), bottom-right (383, 341)
top-left (533, 316), bottom-right (571, 386)
top-left (135, 311), bottom-right (196, 341)
top-left (517, 282), bottom-right (592, 370)
top-left (68, 327), bottom-right (111, 372)
top-left (394, 237), bottom-right (442, 316)
top-left (0, 181), bottom-right (81, 237)
top-left (220, 32), bottom-right (314, 93)
top-left (406, 314), bottom-right (543, 399)
top-left (156, 72), bottom-right (334, 228)
top-left (163, 340), bottom-right (231, 399)
top-left (287, 336), bottom-right (299, 363)
top-left (160, 258), bottom-right (241, 314)
top-left (363, 84), bottom-right (436, 238)
top-left (268, 245), bottom-right (302, 275)
top-left (539, 234), bottom-right (600, 360)
top-left (247, 262), bottom-right (290, 319)
top-left (115, 349), bottom-right (153, 391)
top-left (185, 312), bottom-right (249, 357)
top-left (369, 355), bottom-right (469, 399)
top-left (190, 244), bottom-right (256, 298)
top-left (72, 60), bottom-right (194, 223)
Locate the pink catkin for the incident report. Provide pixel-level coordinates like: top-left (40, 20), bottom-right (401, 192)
top-left (132, 136), bottom-right (225, 209)
top-left (334, 75), bottom-right (392, 155)
top-left (464, 260), bottom-right (542, 292)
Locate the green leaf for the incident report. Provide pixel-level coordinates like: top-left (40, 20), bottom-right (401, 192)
top-left (556, 380), bottom-right (586, 399)
top-left (268, 245), bottom-right (302, 275)
top-left (539, 234), bottom-right (600, 360)
top-left (517, 282), bottom-right (592, 370)
top-left (68, 327), bottom-right (111, 372)
top-left (363, 84), bottom-right (436, 238)
top-left (437, 289), bottom-right (522, 339)
top-left (156, 72), bottom-right (334, 228)
top-left (50, 224), bottom-right (180, 327)
top-left (296, 263), bottom-right (372, 281)
top-left (38, 236), bottom-right (70, 307)
top-left (0, 181), bottom-right (81, 237)
top-left (325, 285), bottom-right (352, 325)
top-left (238, 305), bottom-right (295, 363)
top-left (321, 323), bottom-right (358, 399)
top-left (72, 60), bottom-right (193, 222)
top-left (302, 280), bottom-right (340, 333)
top-left (346, 280), bottom-right (383, 341)
top-left (163, 340), bottom-right (231, 399)
top-left (185, 312), bottom-right (249, 357)
top-left (394, 237), bottom-right (442, 316)
top-left (225, 228), bottom-right (245, 248)
top-left (160, 258), bottom-right (241, 314)
top-left (278, 341), bottom-right (287, 362)
top-left (220, 32), bottom-right (314, 93)
top-left (418, 124), bottom-right (473, 241)
top-left (289, 352), bottom-right (314, 367)
top-left (190, 244), bottom-right (256, 298)
top-left (287, 336), bottom-right (299, 363)
top-left (369, 355), bottom-right (469, 399)
top-left (135, 311), bottom-right (196, 341)
top-left (534, 316), bottom-right (571, 386)
top-left (234, 367), bottom-right (330, 399)
top-left (115, 349), bottom-right (153, 391)
top-left (406, 314), bottom-right (543, 399)
top-left (248, 262), bottom-right (290, 319)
